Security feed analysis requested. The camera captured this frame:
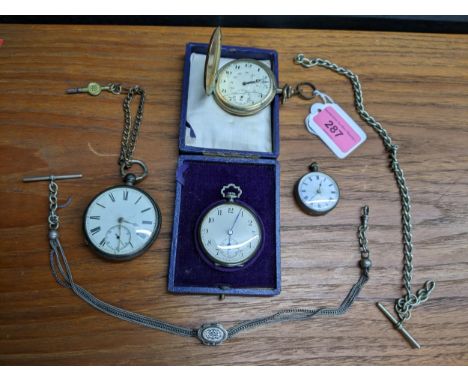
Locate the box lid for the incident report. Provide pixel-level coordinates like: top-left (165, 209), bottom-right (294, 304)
top-left (179, 42), bottom-right (280, 159)
top-left (204, 27), bottom-right (222, 96)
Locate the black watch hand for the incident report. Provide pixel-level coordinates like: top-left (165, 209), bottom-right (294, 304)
top-left (227, 209), bottom-right (242, 246)
top-left (317, 180), bottom-right (324, 194)
top-left (122, 219), bottom-right (138, 226)
top-left (229, 208), bottom-right (242, 232)
top-left (242, 79), bottom-right (264, 86)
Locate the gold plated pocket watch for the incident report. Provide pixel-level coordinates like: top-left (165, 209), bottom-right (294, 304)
top-left (204, 27), bottom-right (316, 116)
top-left (204, 27), bottom-right (278, 116)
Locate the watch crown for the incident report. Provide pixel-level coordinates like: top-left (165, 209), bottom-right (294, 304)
top-left (309, 162), bottom-right (319, 172)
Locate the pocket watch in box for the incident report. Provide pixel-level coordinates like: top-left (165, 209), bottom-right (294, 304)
top-left (204, 27), bottom-right (278, 116)
top-left (204, 27), bottom-right (316, 117)
top-left (197, 183), bottom-right (264, 268)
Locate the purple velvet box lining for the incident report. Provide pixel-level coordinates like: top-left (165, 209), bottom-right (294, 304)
top-left (168, 155), bottom-right (280, 296)
top-left (179, 42), bottom-right (280, 159)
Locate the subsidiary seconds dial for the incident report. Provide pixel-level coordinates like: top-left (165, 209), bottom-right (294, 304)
top-left (84, 185), bottom-right (161, 260)
top-left (197, 184), bottom-right (263, 268)
top-left (204, 27), bottom-right (278, 116)
top-left (214, 59), bottom-right (276, 116)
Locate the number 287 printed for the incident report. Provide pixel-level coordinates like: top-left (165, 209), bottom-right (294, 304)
top-left (324, 120), bottom-right (344, 137)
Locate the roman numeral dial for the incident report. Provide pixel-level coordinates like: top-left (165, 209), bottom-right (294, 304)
top-left (84, 185), bottom-right (161, 261)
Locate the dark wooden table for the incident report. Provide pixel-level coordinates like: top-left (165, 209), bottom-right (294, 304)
top-left (1, 25), bottom-right (467, 365)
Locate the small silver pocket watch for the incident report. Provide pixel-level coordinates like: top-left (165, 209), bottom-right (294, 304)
top-left (197, 184), bottom-right (263, 268)
top-left (204, 27), bottom-right (315, 116)
top-left (295, 162), bottom-right (340, 216)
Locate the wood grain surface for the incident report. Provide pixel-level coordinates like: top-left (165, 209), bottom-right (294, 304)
top-left (0, 24), bottom-right (467, 366)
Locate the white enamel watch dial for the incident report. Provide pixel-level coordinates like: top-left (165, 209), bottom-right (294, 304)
top-left (295, 163), bottom-right (340, 215)
top-left (84, 185), bottom-right (161, 260)
top-left (204, 27), bottom-right (277, 116)
top-left (198, 184), bottom-right (263, 267)
top-left (214, 59), bottom-right (277, 116)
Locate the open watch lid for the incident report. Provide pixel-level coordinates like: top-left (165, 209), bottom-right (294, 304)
top-left (204, 26), bottom-right (222, 95)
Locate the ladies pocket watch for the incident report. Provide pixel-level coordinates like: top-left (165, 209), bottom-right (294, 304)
top-left (204, 27), bottom-right (316, 116)
top-left (197, 184), bottom-right (263, 268)
top-left (295, 162), bottom-right (340, 216)
top-left (68, 83), bottom-right (162, 261)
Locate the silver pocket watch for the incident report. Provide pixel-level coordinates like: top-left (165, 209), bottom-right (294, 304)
top-left (204, 27), bottom-right (315, 116)
top-left (197, 184), bottom-right (263, 268)
top-left (83, 173), bottom-right (162, 261)
top-left (74, 85), bottom-right (162, 261)
top-left (295, 162), bottom-right (340, 216)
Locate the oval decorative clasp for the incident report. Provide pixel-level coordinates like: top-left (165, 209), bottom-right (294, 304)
top-left (197, 323), bottom-right (228, 346)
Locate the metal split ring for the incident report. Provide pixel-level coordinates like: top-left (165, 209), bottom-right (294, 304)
top-left (295, 82), bottom-right (316, 100)
top-left (279, 82), bottom-right (316, 104)
top-left (120, 159), bottom-right (148, 184)
top-left (108, 83), bottom-right (131, 95)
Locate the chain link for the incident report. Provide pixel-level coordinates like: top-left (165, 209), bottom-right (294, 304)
top-left (358, 205), bottom-right (370, 259)
top-left (48, 179), bottom-right (59, 229)
top-left (119, 86), bottom-right (145, 169)
top-left (294, 54), bottom-right (435, 322)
